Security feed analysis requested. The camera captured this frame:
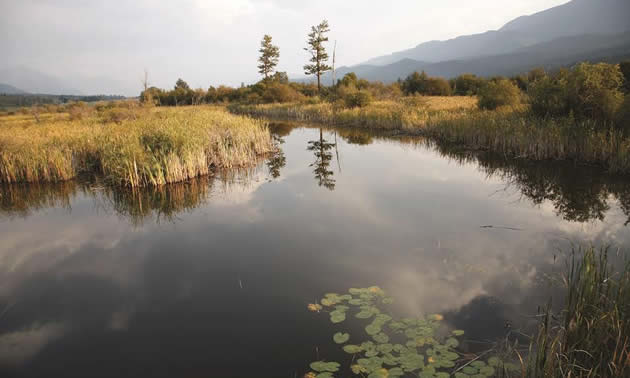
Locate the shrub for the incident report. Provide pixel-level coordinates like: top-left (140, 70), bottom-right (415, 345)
top-left (452, 74), bottom-right (485, 96)
top-left (528, 73), bottom-right (570, 117)
top-left (402, 71), bottom-right (452, 96)
top-left (567, 62), bottom-right (624, 121)
top-left (620, 61), bottom-right (630, 94)
top-left (477, 79), bottom-right (522, 110)
top-left (262, 83), bottom-right (303, 103)
top-left (343, 90), bottom-right (372, 108)
top-left (616, 96), bottom-right (630, 136)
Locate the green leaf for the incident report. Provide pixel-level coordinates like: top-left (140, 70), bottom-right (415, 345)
top-left (343, 344), bottom-right (362, 354)
top-left (333, 332), bottom-right (350, 344)
top-left (310, 361), bottom-right (340, 372)
top-left (462, 366), bottom-right (478, 375)
top-left (315, 373), bottom-right (333, 378)
top-left (330, 310), bottom-right (346, 324)
top-left (452, 329), bottom-right (465, 336)
top-left (471, 361), bottom-right (486, 368)
top-left (487, 357), bottom-right (501, 367)
top-left (373, 332), bottom-right (389, 344)
top-left (445, 337), bottom-right (459, 348)
top-left (480, 366), bottom-right (496, 376)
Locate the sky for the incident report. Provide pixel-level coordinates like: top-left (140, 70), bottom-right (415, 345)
top-left (0, 0), bottom-right (570, 96)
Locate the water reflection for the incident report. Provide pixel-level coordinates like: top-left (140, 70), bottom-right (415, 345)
top-left (427, 141), bottom-right (630, 225)
top-left (307, 128), bottom-right (336, 191)
top-left (266, 135), bottom-right (287, 179)
top-left (0, 125), bottom-right (629, 377)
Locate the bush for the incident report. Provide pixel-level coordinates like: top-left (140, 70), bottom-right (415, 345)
top-left (616, 96), bottom-right (630, 136)
top-left (567, 62), bottom-right (624, 121)
top-left (343, 90), bottom-right (372, 108)
top-left (451, 74), bottom-right (485, 96)
top-left (620, 61), bottom-right (630, 94)
top-left (529, 73), bottom-right (570, 117)
top-left (477, 79), bottom-right (522, 110)
top-left (262, 83), bottom-right (303, 103)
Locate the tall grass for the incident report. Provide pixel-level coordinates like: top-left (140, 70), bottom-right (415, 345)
top-left (0, 106), bottom-right (272, 187)
top-left (229, 100), bottom-right (630, 173)
top-left (526, 247), bottom-right (630, 377)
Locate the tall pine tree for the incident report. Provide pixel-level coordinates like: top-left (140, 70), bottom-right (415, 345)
top-left (304, 20), bottom-right (331, 91)
top-left (258, 35), bottom-right (280, 80)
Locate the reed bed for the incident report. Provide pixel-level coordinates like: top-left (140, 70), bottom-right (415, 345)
top-left (0, 106), bottom-right (272, 187)
top-left (526, 247), bottom-right (630, 377)
top-left (230, 99), bottom-right (630, 173)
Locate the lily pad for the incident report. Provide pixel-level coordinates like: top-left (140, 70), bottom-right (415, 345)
top-left (452, 329), bottom-right (465, 336)
top-left (330, 310), bottom-right (346, 324)
top-left (373, 332), bottom-right (389, 344)
top-left (343, 344), bottom-right (363, 354)
top-left (310, 361), bottom-right (340, 373)
top-left (315, 373), bottom-right (333, 378)
top-left (333, 332), bottom-right (350, 344)
top-left (480, 366), bottom-right (496, 376)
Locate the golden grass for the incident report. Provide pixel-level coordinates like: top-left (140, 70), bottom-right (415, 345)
top-left (0, 106), bottom-right (272, 187)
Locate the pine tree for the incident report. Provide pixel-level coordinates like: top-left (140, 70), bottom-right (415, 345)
top-left (304, 20), bottom-right (332, 92)
top-left (258, 35), bottom-right (280, 80)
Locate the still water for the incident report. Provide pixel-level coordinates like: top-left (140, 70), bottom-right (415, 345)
top-left (0, 125), bottom-right (629, 377)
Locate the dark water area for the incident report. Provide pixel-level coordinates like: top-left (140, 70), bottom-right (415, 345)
top-left (0, 124), bottom-right (629, 377)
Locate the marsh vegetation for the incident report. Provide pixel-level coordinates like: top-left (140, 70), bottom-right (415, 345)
top-left (0, 104), bottom-right (272, 187)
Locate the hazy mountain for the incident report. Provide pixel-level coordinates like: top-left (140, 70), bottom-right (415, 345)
top-left (0, 67), bottom-right (82, 95)
top-left (0, 66), bottom-right (132, 96)
top-left (312, 32), bottom-right (630, 84)
top-left (364, 0), bottom-right (630, 66)
top-left (0, 83), bottom-right (28, 94)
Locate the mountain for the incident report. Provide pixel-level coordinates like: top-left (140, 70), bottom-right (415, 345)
top-left (312, 32), bottom-right (630, 84)
top-left (0, 67), bottom-right (82, 95)
top-left (363, 0), bottom-right (630, 66)
top-left (0, 66), bottom-right (132, 96)
top-left (0, 83), bottom-right (28, 94)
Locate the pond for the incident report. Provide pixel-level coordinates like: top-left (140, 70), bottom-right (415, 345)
top-left (0, 124), bottom-right (629, 377)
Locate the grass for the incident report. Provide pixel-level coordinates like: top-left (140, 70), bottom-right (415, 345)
top-left (229, 98), bottom-right (630, 174)
top-left (524, 247), bottom-right (630, 377)
top-left (0, 105), bottom-right (272, 187)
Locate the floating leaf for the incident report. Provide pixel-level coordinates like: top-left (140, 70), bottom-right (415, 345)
top-left (373, 332), bottom-right (389, 344)
top-left (315, 373), bottom-right (333, 378)
top-left (310, 361), bottom-right (340, 373)
top-left (388, 367), bottom-right (404, 377)
top-left (377, 343), bottom-right (393, 354)
top-left (382, 297), bottom-right (394, 305)
top-left (452, 330), bottom-right (465, 336)
top-left (471, 361), bottom-right (487, 368)
top-left (321, 298), bottom-right (334, 307)
top-left (351, 364), bottom-right (366, 374)
top-left (436, 373), bottom-right (450, 378)
top-left (367, 369), bottom-right (388, 378)
top-left (442, 351), bottom-right (459, 361)
top-left (343, 344), bottom-right (363, 354)
top-left (487, 357), bottom-right (501, 367)
top-left (330, 310), bottom-right (346, 324)
top-left (445, 337), bottom-right (459, 348)
top-left (349, 298), bottom-right (363, 305)
top-left (366, 323), bottom-right (382, 336)
top-left (462, 366), bottom-right (478, 375)
top-left (480, 366), bottom-right (496, 376)
top-left (333, 332), bottom-right (350, 344)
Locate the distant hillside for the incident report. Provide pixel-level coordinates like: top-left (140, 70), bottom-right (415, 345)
top-left (363, 0), bottom-right (630, 66)
top-left (310, 32), bottom-right (630, 84)
top-left (0, 83), bottom-right (28, 95)
top-left (0, 67), bottom-right (81, 95)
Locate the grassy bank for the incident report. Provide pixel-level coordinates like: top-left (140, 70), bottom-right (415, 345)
top-left (0, 105), bottom-right (272, 187)
top-left (229, 99), bottom-right (630, 174)
top-left (525, 247), bottom-right (630, 377)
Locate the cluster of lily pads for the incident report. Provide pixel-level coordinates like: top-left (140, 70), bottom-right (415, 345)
top-left (306, 287), bottom-right (518, 378)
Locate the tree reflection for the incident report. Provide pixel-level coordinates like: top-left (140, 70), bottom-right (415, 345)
top-left (266, 135), bottom-right (287, 179)
top-left (429, 141), bottom-right (630, 225)
top-left (307, 128), bottom-right (336, 191)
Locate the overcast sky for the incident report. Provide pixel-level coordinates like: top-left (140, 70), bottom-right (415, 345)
top-left (1, 0), bottom-right (570, 95)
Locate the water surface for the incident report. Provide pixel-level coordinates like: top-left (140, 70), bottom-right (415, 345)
top-left (1, 125), bottom-right (629, 377)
